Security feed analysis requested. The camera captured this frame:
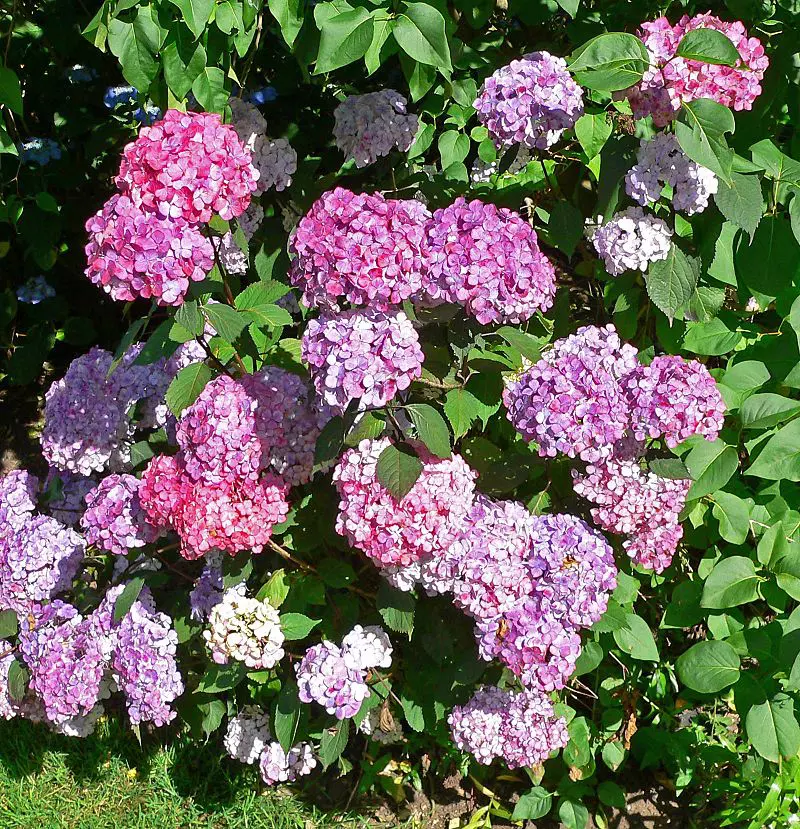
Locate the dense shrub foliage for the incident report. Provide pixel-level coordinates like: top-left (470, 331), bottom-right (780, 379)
top-left (2, 0), bottom-right (800, 826)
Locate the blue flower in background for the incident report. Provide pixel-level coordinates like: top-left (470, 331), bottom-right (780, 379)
top-left (245, 86), bottom-right (278, 105)
top-left (19, 138), bottom-right (62, 166)
top-left (16, 275), bottom-right (56, 305)
top-left (104, 86), bottom-right (162, 124)
top-left (65, 65), bottom-right (97, 84)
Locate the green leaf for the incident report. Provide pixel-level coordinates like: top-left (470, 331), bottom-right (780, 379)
top-left (687, 286), bottom-right (725, 323)
top-left (394, 2), bottom-right (452, 73)
top-left (750, 139), bottom-right (800, 187)
top-left (376, 442), bottom-right (423, 500)
top-left (741, 394), bottom-right (800, 430)
top-left (443, 388), bottom-right (482, 440)
top-left (649, 458), bottom-right (691, 479)
top-left (268, 0), bottom-right (304, 47)
top-left (645, 244), bottom-right (699, 323)
top-left (175, 300), bottom-right (205, 337)
top-left (162, 28), bottom-right (207, 100)
top-left (512, 787), bottom-right (553, 821)
top-left (569, 32), bottom-right (649, 92)
top-left (548, 201), bottom-right (584, 257)
top-left (203, 303), bottom-right (247, 344)
top-left (199, 699), bottom-right (226, 739)
top-left (712, 491), bottom-right (751, 544)
top-left (405, 404), bottom-right (451, 458)
top-left (257, 569), bottom-right (290, 606)
top-left (315, 9), bottom-right (374, 74)
top-left (113, 577), bottom-right (145, 623)
top-left (685, 439), bottom-right (738, 499)
top-left (773, 548), bottom-right (800, 600)
top-left (613, 613), bottom-right (659, 661)
top-left (713, 172), bottom-right (763, 241)
top-left (747, 419), bottom-right (800, 481)
top-left (676, 640), bottom-right (741, 693)
top-left (365, 12), bottom-right (396, 75)
top-left (746, 694), bottom-right (800, 763)
top-left (495, 328), bottom-right (544, 362)
top-left (737, 216), bottom-right (800, 301)
top-left (555, 0), bottom-right (579, 17)
top-left (574, 112), bottom-right (612, 160)
top-left (438, 130), bottom-right (469, 170)
top-left (400, 694), bottom-right (425, 731)
top-left (314, 416), bottom-right (345, 467)
top-left (376, 582), bottom-right (415, 636)
top-left (196, 662), bottom-right (247, 693)
top-left (7, 660), bottom-right (28, 702)
top-left (601, 740), bottom-right (625, 771)
top-left (0, 68), bottom-right (23, 115)
top-left (235, 285), bottom-right (293, 327)
top-left (108, 9), bottom-right (160, 91)
top-left (191, 67), bottom-right (228, 113)
top-left (597, 781), bottom-right (626, 810)
top-left (675, 99), bottom-right (735, 185)
top-left (168, 0), bottom-right (214, 39)
top-left (683, 318), bottom-right (741, 356)
top-left (320, 719), bottom-right (350, 769)
top-left (675, 28), bottom-right (742, 66)
top-left (558, 798), bottom-right (589, 829)
top-left (165, 362), bottom-right (214, 416)
top-left (273, 681), bottom-right (302, 751)
top-left (701, 556), bottom-right (761, 608)
top-left (279, 613), bottom-right (321, 640)
top-left (0, 609), bottom-right (18, 639)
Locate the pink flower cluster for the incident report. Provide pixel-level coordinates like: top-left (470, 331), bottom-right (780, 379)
top-left (302, 309), bottom-right (424, 412)
top-left (448, 685), bottom-right (568, 768)
top-left (474, 52), bottom-right (584, 150)
top-left (622, 14), bottom-right (769, 126)
top-left (333, 437), bottom-right (477, 568)
top-left (423, 198), bottom-right (556, 325)
top-left (86, 110), bottom-right (259, 306)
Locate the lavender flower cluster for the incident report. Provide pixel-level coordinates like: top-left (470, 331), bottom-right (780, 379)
top-left (590, 207), bottom-right (672, 276)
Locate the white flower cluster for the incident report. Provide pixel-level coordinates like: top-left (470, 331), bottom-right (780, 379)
top-left (590, 207), bottom-right (672, 276)
top-left (333, 90), bottom-right (418, 168)
top-left (224, 704), bottom-right (272, 764)
top-left (203, 587), bottom-right (285, 669)
top-left (341, 624), bottom-right (393, 671)
top-left (625, 133), bottom-right (718, 215)
top-left (229, 98), bottom-right (297, 194)
top-left (216, 232), bottom-right (248, 275)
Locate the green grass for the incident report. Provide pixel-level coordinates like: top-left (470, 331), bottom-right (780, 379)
top-left (0, 719), bottom-right (379, 829)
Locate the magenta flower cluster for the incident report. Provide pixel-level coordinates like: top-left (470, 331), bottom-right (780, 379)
top-left (474, 52), bottom-right (584, 150)
top-left (302, 308), bottom-right (424, 413)
top-left (86, 109), bottom-right (259, 306)
top-left (622, 14), bottom-right (769, 126)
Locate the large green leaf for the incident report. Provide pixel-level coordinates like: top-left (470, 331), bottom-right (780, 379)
top-left (746, 694), bottom-right (800, 763)
top-left (376, 582), bottom-right (415, 635)
top-left (711, 491), bottom-right (751, 544)
top-left (168, 0), bottom-right (214, 39)
top-left (165, 363), bottom-right (214, 416)
top-left (162, 27), bottom-right (206, 100)
top-left (737, 216), bottom-right (800, 301)
top-left (376, 442), bottom-right (422, 500)
top-left (569, 32), bottom-right (649, 91)
top-left (315, 8), bottom-right (374, 74)
top-left (574, 112), bottom-right (612, 160)
top-left (108, 9), bottom-right (161, 92)
top-left (443, 387), bottom-right (483, 439)
top-left (0, 67), bottom-right (23, 115)
top-left (741, 394), bottom-right (800, 430)
top-left (675, 28), bottom-right (742, 66)
top-left (675, 99), bottom-right (735, 185)
top-left (320, 719), bottom-right (350, 769)
top-left (191, 67), bottom-right (228, 113)
top-left (713, 172), bottom-right (763, 241)
top-left (676, 640), bottom-right (741, 693)
top-left (613, 613), bottom-right (659, 661)
top-left (750, 139), bottom-right (800, 187)
top-left (683, 318), bottom-right (741, 356)
top-left (393, 2), bottom-right (452, 73)
top-left (645, 244), bottom-right (699, 323)
top-left (701, 556), bottom-right (761, 608)
top-left (405, 403), bottom-right (451, 458)
top-left (685, 439), bottom-right (738, 499)
top-left (747, 418), bottom-right (800, 481)
top-left (268, 0), bottom-right (304, 47)
top-left (273, 680), bottom-right (301, 751)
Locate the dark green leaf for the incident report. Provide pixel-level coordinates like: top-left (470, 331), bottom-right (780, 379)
top-left (569, 32), bottom-right (649, 92)
top-left (747, 419), bottom-right (800, 481)
top-left (108, 9), bottom-right (160, 91)
top-left (165, 362), bottom-right (213, 416)
top-left (713, 172), bottom-right (763, 240)
top-left (685, 439), bottom-right (738, 499)
top-left (394, 2), bottom-right (452, 72)
top-left (168, 0), bottom-right (214, 39)
top-left (315, 9), bottom-right (374, 74)
top-left (676, 640), bottom-right (740, 693)
top-left (701, 556), bottom-right (761, 608)
top-left (675, 28), bottom-right (742, 66)
top-left (0, 609), bottom-right (18, 639)
top-left (7, 660), bottom-right (28, 702)
top-left (737, 216), bottom-right (800, 301)
top-left (376, 442), bottom-right (423, 500)
top-left (405, 403), bottom-right (451, 458)
top-left (268, 0), bottom-right (304, 47)
top-left (0, 68), bottom-right (23, 115)
top-left (274, 680), bottom-right (302, 751)
top-left (203, 303), bottom-right (247, 344)
top-left (746, 694), bottom-right (800, 763)
top-left (196, 663), bottom-right (247, 693)
top-left (113, 577), bottom-right (145, 623)
top-left (645, 244), bottom-right (699, 323)
top-left (741, 394), bottom-right (800, 430)
top-left (712, 491), bottom-right (751, 544)
top-left (376, 582), bottom-right (415, 636)
top-left (320, 719), bottom-right (350, 769)
top-left (675, 99), bottom-right (735, 185)
top-left (548, 201), bottom-right (584, 257)
top-left (613, 613), bottom-right (659, 661)
top-left (512, 787), bottom-right (553, 820)
top-left (443, 387), bottom-right (482, 440)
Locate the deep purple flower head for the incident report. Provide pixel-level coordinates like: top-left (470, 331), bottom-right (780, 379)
top-left (81, 474), bottom-right (159, 556)
top-left (295, 641), bottom-right (369, 719)
top-left (422, 198), bottom-right (556, 325)
top-left (504, 324), bottom-right (639, 461)
top-left (302, 308), bottom-right (424, 413)
top-left (474, 52), bottom-right (584, 150)
top-left (289, 188), bottom-right (430, 311)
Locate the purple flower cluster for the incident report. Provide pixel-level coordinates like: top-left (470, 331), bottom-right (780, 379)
top-left (474, 52), bottom-right (584, 150)
top-left (81, 474), bottom-right (158, 556)
top-left (189, 551), bottom-right (224, 621)
top-left (45, 469), bottom-right (96, 527)
top-left (590, 207), bottom-right (672, 276)
top-left (448, 685), bottom-right (568, 768)
top-left (333, 90), bottom-right (419, 168)
top-left (302, 308), bottom-right (424, 412)
top-left (625, 133), bottom-right (718, 215)
top-left (289, 188), bottom-right (431, 311)
top-left (423, 198), bottom-right (556, 325)
top-left (0, 470), bottom-right (38, 533)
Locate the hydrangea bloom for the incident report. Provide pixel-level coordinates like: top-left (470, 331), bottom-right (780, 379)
top-left (259, 741), bottom-right (317, 785)
top-left (242, 367), bottom-right (332, 486)
top-left (189, 551), bottom-right (224, 621)
top-left (449, 685), bottom-right (568, 767)
top-left (16, 275), bottom-right (55, 304)
top-left (295, 641), bottom-right (369, 719)
top-left (216, 231), bottom-right (248, 276)
top-left (44, 470), bottom-right (95, 527)
top-left (0, 515), bottom-right (85, 612)
top-left (621, 355), bottom-right (725, 447)
top-left (302, 308), bottom-right (424, 412)
top-left (229, 97), bottom-right (268, 146)
top-left (19, 138), bottom-right (61, 166)
top-left (0, 470), bottom-right (38, 534)
top-left (422, 198), bottom-right (556, 325)
top-left (289, 188), bottom-right (430, 311)
top-left (591, 207), bottom-right (672, 276)
top-left (224, 705), bottom-right (272, 764)
top-left (504, 324), bottom-right (639, 461)
top-left (238, 201), bottom-right (264, 240)
top-left (116, 110), bottom-right (259, 223)
top-left (573, 458), bottom-right (690, 573)
top-left (625, 133), bottom-right (718, 215)
top-left (333, 438), bottom-right (476, 568)
top-left (176, 375), bottom-right (261, 485)
top-left (85, 193), bottom-right (215, 306)
top-left (333, 90), bottom-right (419, 167)
top-left (476, 599), bottom-right (582, 691)
top-left (255, 138), bottom-right (297, 192)
top-left (528, 513), bottom-right (617, 628)
top-left (622, 14), bottom-right (769, 126)
top-left (204, 588), bottom-right (285, 669)
top-left (474, 52), bottom-right (584, 150)
top-left (81, 474), bottom-right (158, 556)
top-left (104, 85), bottom-right (161, 124)
top-left (0, 649), bottom-right (17, 720)
top-left (341, 625), bottom-right (392, 672)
